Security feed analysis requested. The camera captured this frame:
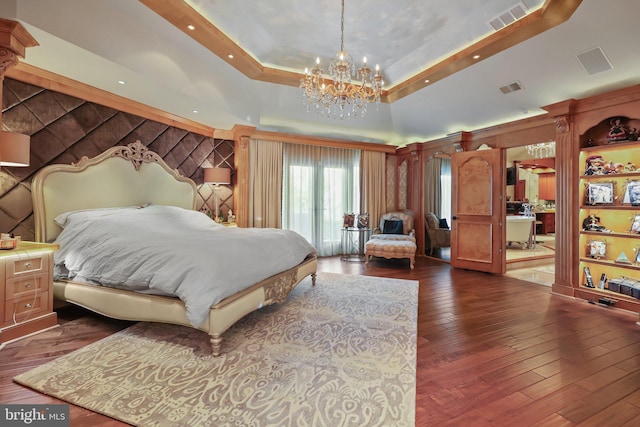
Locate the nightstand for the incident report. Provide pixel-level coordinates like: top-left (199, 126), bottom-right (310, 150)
top-left (0, 241), bottom-right (59, 343)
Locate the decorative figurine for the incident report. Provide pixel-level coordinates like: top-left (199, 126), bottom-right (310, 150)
top-left (582, 214), bottom-right (606, 232)
top-left (584, 155), bottom-right (606, 175)
top-left (607, 117), bottom-right (629, 142)
top-left (227, 209), bottom-right (236, 223)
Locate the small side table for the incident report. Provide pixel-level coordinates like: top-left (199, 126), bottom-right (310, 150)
top-left (340, 227), bottom-right (371, 262)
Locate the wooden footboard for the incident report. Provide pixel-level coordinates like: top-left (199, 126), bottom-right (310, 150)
top-left (205, 255), bottom-right (317, 355)
top-left (54, 255), bottom-right (318, 356)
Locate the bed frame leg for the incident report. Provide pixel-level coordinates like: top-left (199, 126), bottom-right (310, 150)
top-left (210, 334), bottom-right (223, 356)
top-left (312, 272), bottom-right (317, 286)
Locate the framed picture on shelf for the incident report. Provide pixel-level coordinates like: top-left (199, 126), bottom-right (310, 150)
top-left (622, 181), bottom-right (640, 206)
top-left (589, 240), bottom-right (607, 259)
top-left (636, 247), bottom-right (640, 264)
top-left (357, 213), bottom-right (369, 229)
top-left (631, 215), bottom-right (640, 234)
top-left (586, 182), bottom-right (614, 205)
top-left (343, 213), bottom-right (355, 228)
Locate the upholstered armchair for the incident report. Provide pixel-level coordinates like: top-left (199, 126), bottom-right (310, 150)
top-left (424, 212), bottom-right (451, 255)
top-left (365, 212), bottom-right (417, 269)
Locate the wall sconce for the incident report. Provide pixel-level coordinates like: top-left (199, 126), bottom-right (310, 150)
top-left (0, 131), bottom-right (30, 167)
top-left (204, 167), bottom-right (230, 222)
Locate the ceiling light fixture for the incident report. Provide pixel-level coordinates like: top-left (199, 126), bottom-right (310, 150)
top-left (300, 0), bottom-right (383, 119)
top-left (526, 142), bottom-right (555, 159)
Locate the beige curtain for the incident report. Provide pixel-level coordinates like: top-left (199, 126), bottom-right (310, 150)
top-left (248, 139), bottom-right (283, 228)
top-left (361, 150), bottom-right (387, 228)
top-left (423, 157), bottom-right (442, 216)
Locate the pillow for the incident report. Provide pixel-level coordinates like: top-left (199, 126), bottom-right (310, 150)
top-left (54, 206), bottom-right (142, 228)
top-left (382, 219), bottom-right (404, 234)
top-left (439, 218), bottom-right (449, 229)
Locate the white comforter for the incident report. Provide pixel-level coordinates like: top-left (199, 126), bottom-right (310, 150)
top-left (53, 205), bottom-right (317, 327)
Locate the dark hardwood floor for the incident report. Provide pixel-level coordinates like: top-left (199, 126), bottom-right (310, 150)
top-left (1, 256), bottom-right (639, 426)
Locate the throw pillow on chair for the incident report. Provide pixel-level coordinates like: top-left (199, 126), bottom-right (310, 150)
top-left (383, 219), bottom-right (404, 234)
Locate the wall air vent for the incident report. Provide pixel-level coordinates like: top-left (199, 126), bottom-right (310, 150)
top-left (499, 81), bottom-right (523, 94)
top-left (577, 47), bottom-right (613, 75)
top-left (489, 1), bottom-right (529, 31)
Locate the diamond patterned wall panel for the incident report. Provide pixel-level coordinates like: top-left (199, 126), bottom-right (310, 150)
top-left (0, 78), bottom-right (234, 240)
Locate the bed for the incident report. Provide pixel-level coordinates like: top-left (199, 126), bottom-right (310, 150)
top-left (31, 141), bottom-right (317, 356)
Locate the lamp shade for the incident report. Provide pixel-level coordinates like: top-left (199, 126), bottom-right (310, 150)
top-left (204, 167), bottom-right (230, 185)
top-left (0, 131), bottom-right (30, 167)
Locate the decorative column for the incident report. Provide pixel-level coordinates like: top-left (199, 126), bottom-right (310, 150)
top-left (232, 125), bottom-right (254, 228)
top-left (543, 100), bottom-right (578, 297)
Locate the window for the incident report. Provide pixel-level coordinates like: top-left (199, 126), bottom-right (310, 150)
top-left (282, 144), bottom-right (360, 256)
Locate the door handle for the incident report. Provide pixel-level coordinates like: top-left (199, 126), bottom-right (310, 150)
top-left (451, 216), bottom-right (457, 220)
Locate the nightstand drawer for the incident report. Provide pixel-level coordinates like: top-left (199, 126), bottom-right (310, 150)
top-left (5, 252), bottom-right (49, 278)
top-left (5, 273), bottom-right (48, 300)
top-left (4, 291), bottom-right (49, 323)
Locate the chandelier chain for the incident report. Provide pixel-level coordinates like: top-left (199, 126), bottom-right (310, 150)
top-left (340, 0), bottom-right (345, 52)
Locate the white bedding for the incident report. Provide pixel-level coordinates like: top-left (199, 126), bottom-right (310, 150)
top-left (52, 205), bottom-right (317, 327)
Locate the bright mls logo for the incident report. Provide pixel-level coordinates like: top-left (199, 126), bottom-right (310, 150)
top-left (1, 404), bottom-right (69, 426)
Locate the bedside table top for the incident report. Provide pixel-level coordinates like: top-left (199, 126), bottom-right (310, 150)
top-left (0, 241), bottom-right (59, 258)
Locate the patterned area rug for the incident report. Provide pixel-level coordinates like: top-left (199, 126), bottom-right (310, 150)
top-left (14, 273), bottom-right (418, 427)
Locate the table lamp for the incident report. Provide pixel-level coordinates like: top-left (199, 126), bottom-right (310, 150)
top-left (0, 131), bottom-right (30, 167)
top-left (204, 167), bottom-right (230, 222)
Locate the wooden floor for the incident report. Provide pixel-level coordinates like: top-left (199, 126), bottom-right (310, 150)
top-left (1, 256), bottom-right (640, 426)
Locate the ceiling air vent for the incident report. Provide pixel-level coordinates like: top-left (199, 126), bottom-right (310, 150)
top-left (499, 81), bottom-right (523, 94)
top-left (577, 47), bottom-right (613, 75)
top-left (489, 2), bottom-right (529, 31)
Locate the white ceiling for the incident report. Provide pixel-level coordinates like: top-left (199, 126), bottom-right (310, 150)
top-left (3, 0), bottom-right (640, 146)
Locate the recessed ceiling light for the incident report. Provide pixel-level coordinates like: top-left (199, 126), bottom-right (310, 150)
top-left (424, 79), bottom-right (430, 83)
top-left (192, 110), bottom-right (199, 114)
top-left (227, 54), bottom-right (234, 59)
top-left (117, 80), bottom-right (126, 85)
top-left (473, 55), bottom-right (481, 59)
top-left (187, 24), bottom-right (195, 30)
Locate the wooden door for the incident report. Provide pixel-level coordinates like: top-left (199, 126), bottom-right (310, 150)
top-left (451, 149), bottom-right (505, 274)
top-left (538, 172), bottom-right (556, 200)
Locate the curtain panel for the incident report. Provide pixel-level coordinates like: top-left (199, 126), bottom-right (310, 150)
top-left (248, 139), bottom-right (283, 228)
top-left (423, 157), bottom-right (443, 217)
top-left (361, 150), bottom-right (387, 229)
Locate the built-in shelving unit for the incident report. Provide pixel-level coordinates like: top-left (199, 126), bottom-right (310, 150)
top-left (578, 117), bottom-right (640, 312)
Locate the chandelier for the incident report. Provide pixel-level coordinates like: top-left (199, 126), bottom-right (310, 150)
top-left (526, 142), bottom-right (555, 159)
top-left (300, 0), bottom-right (383, 119)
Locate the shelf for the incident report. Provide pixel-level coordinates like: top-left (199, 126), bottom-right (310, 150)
top-left (580, 171), bottom-right (640, 179)
top-left (578, 285), bottom-right (640, 302)
top-left (580, 230), bottom-right (640, 238)
top-left (580, 257), bottom-right (640, 270)
top-left (580, 205), bottom-right (640, 210)
top-left (581, 139), bottom-right (639, 151)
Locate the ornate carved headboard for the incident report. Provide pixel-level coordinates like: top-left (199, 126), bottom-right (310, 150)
top-left (32, 141), bottom-right (197, 243)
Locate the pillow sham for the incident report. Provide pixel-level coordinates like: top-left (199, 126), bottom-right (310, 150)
top-left (54, 206), bottom-right (143, 228)
top-left (383, 219), bottom-right (404, 234)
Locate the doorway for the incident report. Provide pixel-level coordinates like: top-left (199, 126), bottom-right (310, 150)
top-left (504, 144), bottom-right (556, 286)
top-left (424, 154), bottom-right (451, 262)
